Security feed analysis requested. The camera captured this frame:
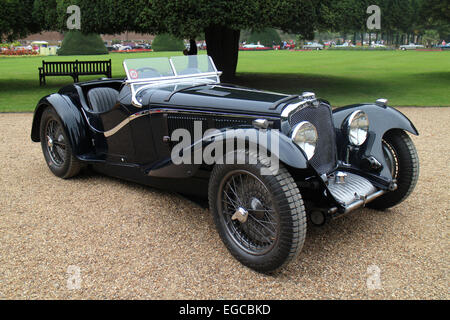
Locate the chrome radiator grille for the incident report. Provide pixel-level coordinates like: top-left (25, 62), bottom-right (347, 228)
top-left (289, 104), bottom-right (337, 174)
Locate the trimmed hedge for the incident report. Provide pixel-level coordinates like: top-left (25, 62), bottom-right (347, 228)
top-left (58, 31), bottom-right (108, 56)
top-left (152, 34), bottom-right (185, 52)
top-left (247, 28), bottom-right (281, 47)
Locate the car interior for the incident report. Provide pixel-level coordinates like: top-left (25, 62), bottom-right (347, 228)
top-left (87, 87), bottom-right (120, 113)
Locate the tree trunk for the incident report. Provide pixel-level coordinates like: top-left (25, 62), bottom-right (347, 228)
top-left (205, 25), bottom-right (240, 82)
top-left (187, 39), bottom-right (197, 55)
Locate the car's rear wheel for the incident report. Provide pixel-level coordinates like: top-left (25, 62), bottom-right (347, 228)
top-left (40, 107), bottom-right (82, 179)
top-left (208, 151), bottom-right (306, 273)
top-left (368, 130), bottom-right (419, 210)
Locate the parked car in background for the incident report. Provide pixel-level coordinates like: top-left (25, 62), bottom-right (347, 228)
top-left (399, 43), bottom-right (425, 50)
top-left (31, 55), bottom-right (420, 273)
top-left (303, 42), bottom-right (324, 50)
top-left (135, 44), bottom-right (152, 50)
top-left (334, 42), bottom-right (355, 48)
top-left (118, 45), bottom-right (133, 51)
top-left (371, 43), bottom-right (386, 48)
top-left (241, 44), bottom-right (272, 51)
top-left (436, 44), bottom-right (450, 50)
top-left (243, 44), bottom-right (266, 49)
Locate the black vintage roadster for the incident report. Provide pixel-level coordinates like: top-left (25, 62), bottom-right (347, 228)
top-left (31, 55), bottom-right (419, 272)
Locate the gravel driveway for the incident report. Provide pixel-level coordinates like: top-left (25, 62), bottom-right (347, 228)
top-left (0, 108), bottom-right (448, 300)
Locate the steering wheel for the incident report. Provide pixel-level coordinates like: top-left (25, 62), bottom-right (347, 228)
top-left (136, 67), bottom-right (161, 78)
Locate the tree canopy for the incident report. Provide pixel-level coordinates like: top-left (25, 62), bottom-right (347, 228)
top-left (1, 0), bottom-right (448, 78)
top-left (7, 0), bottom-right (319, 79)
top-left (0, 0), bottom-right (39, 41)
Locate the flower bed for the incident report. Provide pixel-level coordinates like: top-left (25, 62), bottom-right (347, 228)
top-left (239, 47), bottom-right (273, 51)
top-left (1, 49), bottom-right (39, 56)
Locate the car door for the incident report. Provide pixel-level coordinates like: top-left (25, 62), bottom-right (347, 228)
top-left (84, 85), bottom-right (136, 163)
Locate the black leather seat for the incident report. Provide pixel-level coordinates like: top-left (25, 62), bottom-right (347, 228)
top-left (87, 87), bottom-right (119, 113)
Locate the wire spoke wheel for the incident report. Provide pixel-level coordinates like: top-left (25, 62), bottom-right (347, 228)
top-left (218, 170), bottom-right (280, 256)
top-left (45, 119), bottom-right (67, 166)
top-left (368, 130), bottom-right (419, 210)
top-left (39, 107), bottom-right (82, 179)
top-left (382, 139), bottom-right (399, 179)
top-left (209, 152), bottom-right (307, 272)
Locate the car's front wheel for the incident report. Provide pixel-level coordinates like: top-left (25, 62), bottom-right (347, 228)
top-left (208, 152), bottom-right (306, 273)
top-left (40, 107), bottom-right (82, 179)
top-left (368, 130), bottom-right (419, 210)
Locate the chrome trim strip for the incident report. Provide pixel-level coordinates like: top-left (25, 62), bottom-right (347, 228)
top-left (281, 100), bottom-right (308, 119)
top-left (104, 111), bottom-right (150, 138)
top-left (148, 108), bottom-right (280, 119)
top-left (103, 108), bottom-right (279, 137)
top-left (281, 92), bottom-right (319, 119)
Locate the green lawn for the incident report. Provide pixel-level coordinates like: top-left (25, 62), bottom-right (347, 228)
top-left (0, 50), bottom-right (449, 112)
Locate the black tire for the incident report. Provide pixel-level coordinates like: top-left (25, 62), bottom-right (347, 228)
top-left (208, 151), bottom-right (306, 273)
top-left (40, 107), bottom-right (82, 179)
top-left (368, 130), bottom-right (419, 210)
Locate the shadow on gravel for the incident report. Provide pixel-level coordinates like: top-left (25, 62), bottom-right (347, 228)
top-left (70, 167), bottom-right (400, 278)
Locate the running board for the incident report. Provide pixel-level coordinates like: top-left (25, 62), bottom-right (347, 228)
top-left (325, 172), bottom-right (392, 218)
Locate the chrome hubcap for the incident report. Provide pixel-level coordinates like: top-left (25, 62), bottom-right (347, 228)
top-left (47, 136), bottom-right (53, 148)
top-left (218, 170), bottom-right (280, 255)
top-left (232, 207), bottom-right (249, 223)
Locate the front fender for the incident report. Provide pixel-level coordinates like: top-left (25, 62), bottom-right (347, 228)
top-left (333, 103), bottom-right (419, 182)
top-left (333, 103), bottom-right (418, 136)
top-left (148, 128), bottom-right (309, 178)
top-left (31, 94), bottom-right (92, 157)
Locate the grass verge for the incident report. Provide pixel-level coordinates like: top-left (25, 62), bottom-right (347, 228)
top-left (0, 50), bottom-right (448, 112)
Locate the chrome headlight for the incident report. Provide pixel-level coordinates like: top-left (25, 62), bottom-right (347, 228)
top-left (347, 110), bottom-right (369, 146)
top-left (292, 121), bottom-right (318, 160)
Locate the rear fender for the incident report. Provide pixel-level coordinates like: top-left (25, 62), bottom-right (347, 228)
top-left (31, 94), bottom-right (92, 157)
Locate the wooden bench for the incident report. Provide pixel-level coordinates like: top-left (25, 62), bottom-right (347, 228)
top-left (39, 59), bottom-right (112, 86)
